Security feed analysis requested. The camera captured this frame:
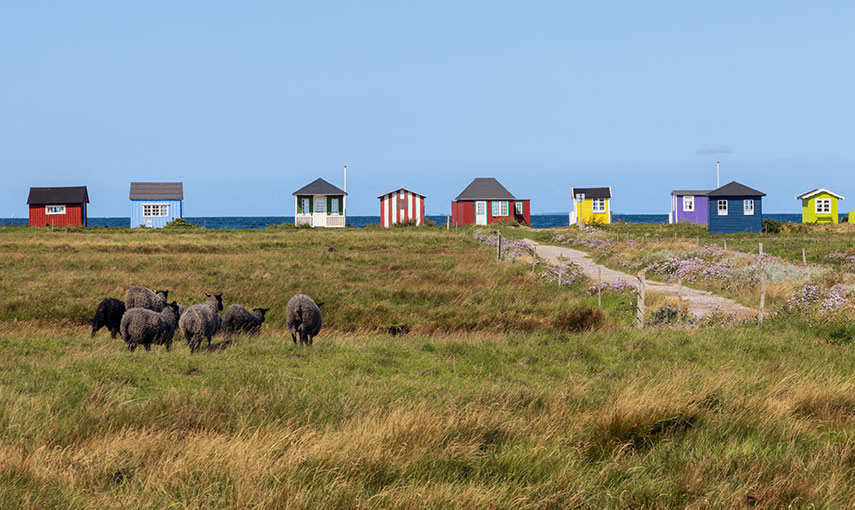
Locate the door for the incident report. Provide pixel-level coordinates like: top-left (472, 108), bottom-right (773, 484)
top-left (313, 196), bottom-right (326, 227)
top-left (475, 201), bottom-right (487, 225)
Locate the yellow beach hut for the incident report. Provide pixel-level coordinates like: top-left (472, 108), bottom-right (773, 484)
top-left (795, 188), bottom-right (844, 224)
top-left (570, 187), bottom-right (612, 225)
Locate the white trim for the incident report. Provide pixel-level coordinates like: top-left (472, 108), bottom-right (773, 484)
top-left (592, 198), bottom-right (606, 213)
top-left (795, 188), bottom-right (845, 200)
top-left (743, 199), bottom-right (754, 216)
top-left (45, 205), bottom-right (66, 215)
top-left (683, 195), bottom-right (694, 212)
top-left (392, 193), bottom-right (397, 224)
top-left (408, 192), bottom-right (413, 220)
top-left (142, 203), bottom-right (170, 217)
top-left (475, 201), bottom-right (488, 225)
top-left (491, 200), bottom-right (509, 217)
top-left (717, 200), bottom-right (728, 216)
top-left (415, 195), bottom-right (422, 225)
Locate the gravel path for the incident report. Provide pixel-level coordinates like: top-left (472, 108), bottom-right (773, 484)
top-left (525, 239), bottom-right (757, 319)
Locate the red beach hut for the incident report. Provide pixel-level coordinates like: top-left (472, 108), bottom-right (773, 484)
top-left (27, 186), bottom-right (90, 227)
top-left (451, 178), bottom-right (530, 226)
top-left (378, 188), bottom-right (426, 227)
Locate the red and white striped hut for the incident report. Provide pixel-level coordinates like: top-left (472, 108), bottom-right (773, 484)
top-left (378, 188), bottom-right (426, 227)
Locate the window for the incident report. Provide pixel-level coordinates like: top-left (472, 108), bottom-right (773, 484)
top-left (514, 202), bottom-right (523, 215)
top-left (142, 204), bottom-right (169, 217)
top-left (491, 201), bottom-right (509, 217)
top-left (476, 202), bottom-right (486, 215)
top-left (592, 198), bottom-right (606, 213)
top-left (743, 199), bottom-right (754, 216)
top-left (330, 198), bottom-right (339, 214)
top-left (683, 196), bottom-right (694, 212)
top-left (717, 200), bottom-right (728, 216)
top-left (301, 198), bottom-right (310, 214)
top-left (314, 198), bottom-right (325, 213)
top-left (816, 198), bottom-right (831, 214)
top-left (45, 205), bottom-right (65, 215)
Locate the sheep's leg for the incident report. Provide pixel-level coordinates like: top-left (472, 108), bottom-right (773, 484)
top-left (207, 336), bottom-right (212, 346)
top-left (290, 330), bottom-right (297, 344)
top-left (128, 342), bottom-right (136, 352)
top-left (308, 336), bottom-right (313, 346)
top-left (144, 343), bottom-right (151, 351)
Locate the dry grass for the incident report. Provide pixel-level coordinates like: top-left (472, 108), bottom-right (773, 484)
top-left (2, 227), bottom-right (855, 508)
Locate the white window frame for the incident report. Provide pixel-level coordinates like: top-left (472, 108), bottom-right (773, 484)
top-left (683, 196), bottom-right (694, 212)
top-left (301, 198), bottom-right (311, 215)
top-left (314, 198), bottom-right (325, 214)
top-left (815, 198), bottom-right (831, 214)
top-left (142, 203), bottom-right (169, 218)
top-left (514, 201), bottom-right (523, 215)
top-left (45, 205), bottom-right (66, 215)
top-left (592, 198), bottom-right (606, 213)
top-left (330, 197), bottom-right (339, 214)
top-left (491, 201), bottom-right (509, 217)
top-left (717, 200), bottom-right (728, 216)
top-left (743, 199), bottom-right (754, 216)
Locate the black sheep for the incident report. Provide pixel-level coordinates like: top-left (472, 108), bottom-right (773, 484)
top-left (91, 298), bottom-right (126, 338)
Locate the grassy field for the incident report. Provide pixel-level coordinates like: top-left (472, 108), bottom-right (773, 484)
top-left (2, 225), bottom-right (855, 508)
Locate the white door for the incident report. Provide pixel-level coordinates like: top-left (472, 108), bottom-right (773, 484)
top-left (313, 196), bottom-right (326, 227)
top-left (475, 201), bottom-right (487, 225)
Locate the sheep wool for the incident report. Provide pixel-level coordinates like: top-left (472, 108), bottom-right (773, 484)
top-left (179, 294), bottom-right (223, 353)
top-left (286, 294), bottom-right (323, 346)
top-left (125, 286), bottom-right (169, 312)
top-left (91, 298), bottom-right (126, 338)
top-left (222, 305), bottom-right (269, 337)
top-left (119, 302), bottom-right (181, 352)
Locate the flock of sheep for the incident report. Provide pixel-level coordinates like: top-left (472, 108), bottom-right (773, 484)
top-left (91, 286), bottom-right (323, 353)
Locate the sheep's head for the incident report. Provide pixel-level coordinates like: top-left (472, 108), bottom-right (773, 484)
top-left (156, 290), bottom-right (169, 301)
top-left (253, 308), bottom-right (270, 322)
top-left (165, 301), bottom-right (180, 315)
top-left (206, 293), bottom-right (224, 311)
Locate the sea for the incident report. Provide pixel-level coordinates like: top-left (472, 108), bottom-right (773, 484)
top-left (0, 213), bottom-right (806, 229)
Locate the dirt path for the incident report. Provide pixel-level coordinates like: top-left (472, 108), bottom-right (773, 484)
top-left (524, 239), bottom-right (757, 319)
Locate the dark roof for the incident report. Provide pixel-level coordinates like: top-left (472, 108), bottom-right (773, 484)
top-left (293, 178), bottom-right (347, 196)
top-left (671, 189), bottom-right (711, 196)
top-left (129, 182), bottom-right (183, 200)
top-left (377, 188), bottom-right (426, 199)
top-left (27, 186), bottom-right (89, 205)
top-left (707, 181), bottom-right (766, 197)
top-left (455, 178), bottom-right (515, 201)
top-left (571, 187), bottom-right (611, 199)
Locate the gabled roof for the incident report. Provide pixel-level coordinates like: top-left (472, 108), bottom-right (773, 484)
top-left (455, 178), bottom-right (516, 201)
top-left (27, 186), bottom-right (89, 204)
top-left (571, 187), bottom-right (612, 199)
top-left (293, 178), bottom-right (347, 196)
top-left (707, 181), bottom-right (765, 197)
top-left (795, 188), bottom-right (844, 200)
top-left (671, 189), bottom-right (711, 196)
top-left (129, 182), bottom-right (183, 200)
top-left (377, 188), bottom-right (426, 199)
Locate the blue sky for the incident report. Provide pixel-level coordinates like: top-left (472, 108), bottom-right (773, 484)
top-left (1, 1), bottom-right (853, 217)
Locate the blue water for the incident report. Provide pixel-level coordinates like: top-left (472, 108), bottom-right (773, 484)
top-left (0, 213), bottom-right (806, 229)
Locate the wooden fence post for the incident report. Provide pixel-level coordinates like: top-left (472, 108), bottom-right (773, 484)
top-left (759, 242), bottom-right (764, 255)
top-left (497, 232), bottom-right (502, 261)
top-left (802, 248), bottom-right (807, 265)
top-left (696, 236), bottom-right (699, 246)
top-left (635, 272), bottom-right (646, 330)
top-left (446, 216), bottom-right (450, 230)
top-left (531, 246), bottom-right (536, 272)
top-left (759, 270), bottom-right (766, 326)
top-left (724, 239), bottom-right (727, 250)
top-left (597, 266), bottom-right (602, 308)
top-left (678, 278), bottom-right (683, 323)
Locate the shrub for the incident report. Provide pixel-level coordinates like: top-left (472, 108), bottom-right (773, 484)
top-left (553, 305), bottom-right (604, 332)
top-left (651, 304), bottom-right (680, 325)
top-left (392, 219), bottom-right (418, 228)
top-left (163, 218), bottom-right (199, 229)
top-left (762, 219), bottom-right (782, 234)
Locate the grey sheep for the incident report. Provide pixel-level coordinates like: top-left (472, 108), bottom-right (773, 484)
top-left (91, 297), bottom-right (125, 338)
top-left (286, 294), bottom-right (323, 346)
top-left (179, 294), bottom-right (223, 353)
top-left (119, 302), bottom-right (181, 352)
top-left (222, 305), bottom-right (269, 338)
top-left (125, 286), bottom-right (169, 312)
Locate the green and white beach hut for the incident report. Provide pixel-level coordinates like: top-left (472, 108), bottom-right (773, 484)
top-left (293, 178), bottom-right (347, 228)
top-left (795, 188), bottom-right (844, 224)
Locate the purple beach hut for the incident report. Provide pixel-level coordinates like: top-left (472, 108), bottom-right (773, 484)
top-left (669, 190), bottom-right (711, 226)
